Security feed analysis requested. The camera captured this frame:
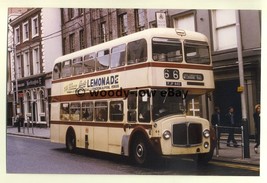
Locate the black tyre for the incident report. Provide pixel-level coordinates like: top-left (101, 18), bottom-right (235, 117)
top-left (66, 129), bottom-right (76, 152)
top-left (132, 137), bottom-right (149, 166)
top-left (196, 149), bottom-right (214, 165)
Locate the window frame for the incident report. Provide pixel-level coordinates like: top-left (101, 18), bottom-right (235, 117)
top-left (96, 49), bottom-right (110, 71)
top-left (31, 15), bottom-right (39, 38)
top-left (32, 46), bottom-right (40, 75)
top-left (211, 10), bottom-right (237, 51)
top-left (110, 44), bottom-right (126, 68)
top-left (83, 52), bottom-right (96, 73)
top-left (22, 21), bottom-right (29, 42)
top-left (110, 101), bottom-right (124, 122)
top-left (15, 26), bottom-right (20, 45)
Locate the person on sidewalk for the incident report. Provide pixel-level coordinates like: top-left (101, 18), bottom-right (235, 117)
top-left (253, 104), bottom-right (260, 153)
top-left (225, 106), bottom-right (239, 147)
top-left (211, 106), bottom-right (222, 148)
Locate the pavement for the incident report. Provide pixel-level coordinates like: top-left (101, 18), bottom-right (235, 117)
top-left (6, 126), bottom-right (260, 166)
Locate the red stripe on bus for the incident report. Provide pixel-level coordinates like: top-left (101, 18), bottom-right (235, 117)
top-left (50, 120), bottom-right (152, 129)
top-left (52, 62), bottom-right (212, 84)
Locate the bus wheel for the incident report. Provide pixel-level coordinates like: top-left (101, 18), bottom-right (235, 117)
top-left (132, 137), bottom-right (149, 166)
top-left (196, 150), bottom-right (214, 165)
top-left (66, 128), bottom-right (76, 152)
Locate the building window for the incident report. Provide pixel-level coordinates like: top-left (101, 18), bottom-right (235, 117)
top-left (15, 26), bottom-right (20, 44)
top-left (31, 15), bottom-right (39, 38)
top-left (23, 51), bottom-right (31, 77)
top-left (69, 33), bottom-right (75, 53)
top-left (23, 21), bottom-right (29, 42)
top-left (63, 37), bottom-right (67, 55)
top-left (118, 13), bottom-right (128, 37)
top-left (78, 8), bottom-right (84, 16)
top-left (135, 9), bottom-right (146, 31)
top-left (16, 54), bottom-right (22, 78)
top-left (173, 13), bottom-right (195, 31)
top-left (68, 9), bottom-right (75, 20)
top-left (39, 90), bottom-right (45, 113)
top-left (100, 22), bottom-right (107, 43)
top-left (26, 91), bottom-right (32, 114)
top-left (79, 29), bottom-right (85, 49)
top-left (212, 10), bottom-right (237, 51)
top-left (32, 47), bottom-right (40, 74)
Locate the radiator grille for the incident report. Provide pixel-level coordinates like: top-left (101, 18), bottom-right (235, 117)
top-left (172, 123), bottom-right (202, 146)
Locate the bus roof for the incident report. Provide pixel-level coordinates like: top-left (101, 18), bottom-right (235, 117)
top-left (54, 28), bottom-right (209, 64)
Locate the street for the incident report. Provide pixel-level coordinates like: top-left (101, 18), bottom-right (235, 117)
top-left (7, 135), bottom-right (259, 176)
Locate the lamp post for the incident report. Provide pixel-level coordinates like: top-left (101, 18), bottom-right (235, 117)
top-left (235, 10), bottom-right (250, 158)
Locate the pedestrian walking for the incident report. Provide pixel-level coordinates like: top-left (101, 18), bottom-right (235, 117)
top-left (253, 104), bottom-right (260, 153)
top-left (225, 106), bottom-right (239, 147)
top-left (211, 106), bottom-right (222, 148)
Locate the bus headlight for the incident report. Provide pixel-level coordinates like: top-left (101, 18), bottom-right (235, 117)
top-left (203, 129), bottom-right (210, 138)
top-left (204, 142), bottom-right (209, 149)
top-left (163, 130), bottom-right (171, 140)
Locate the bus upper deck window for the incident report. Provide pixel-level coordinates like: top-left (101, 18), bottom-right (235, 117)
top-left (96, 49), bottom-right (110, 71)
top-left (62, 60), bottom-right (72, 78)
top-left (84, 53), bottom-right (96, 73)
top-left (152, 38), bottom-right (182, 62)
top-left (72, 57), bottom-right (83, 76)
top-left (184, 40), bottom-right (210, 65)
top-left (127, 39), bottom-right (147, 65)
top-left (111, 44), bottom-right (126, 68)
top-left (53, 63), bottom-right (61, 80)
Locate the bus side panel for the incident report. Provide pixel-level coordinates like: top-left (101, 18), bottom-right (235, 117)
top-left (59, 125), bottom-right (68, 144)
top-left (80, 126), bottom-right (94, 149)
top-left (93, 126), bottom-right (108, 152)
top-left (108, 127), bottom-right (124, 154)
top-left (50, 124), bottom-right (60, 143)
top-left (51, 103), bottom-right (60, 121)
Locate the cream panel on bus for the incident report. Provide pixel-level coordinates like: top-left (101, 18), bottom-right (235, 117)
top-left (151, 67), bottom-right (214, 90)
top-left (108, 127), bottom-right (125, 154)
top-left (93, 126), bottom-right (108, 152)
top-left (51, 82), bottom-right (61, 96)
top-left (50, 124), bottom-right (60, 143)
top-left (51, 103), bottom-right (60, 121)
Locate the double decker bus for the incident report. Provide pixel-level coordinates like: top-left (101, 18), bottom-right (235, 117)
top-left (50, 28), bottom-right (215, 165)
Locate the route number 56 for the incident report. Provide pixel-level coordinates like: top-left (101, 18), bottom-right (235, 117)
top-left (164, 69), bottom-right (179, 80)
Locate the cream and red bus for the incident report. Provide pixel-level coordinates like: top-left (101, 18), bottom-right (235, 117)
top-left (50, 28), bottom-right (215, 165)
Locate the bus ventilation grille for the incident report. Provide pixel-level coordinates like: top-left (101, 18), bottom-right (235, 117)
top-left (172, 123), bottom-right (202, 146)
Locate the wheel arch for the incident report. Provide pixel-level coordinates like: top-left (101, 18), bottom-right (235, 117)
top-left (65, 126), bottom-right (76, 151)
top-left (128, 126), bottom-right (150, 157)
